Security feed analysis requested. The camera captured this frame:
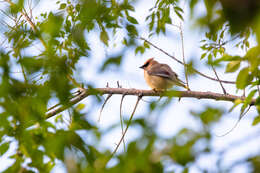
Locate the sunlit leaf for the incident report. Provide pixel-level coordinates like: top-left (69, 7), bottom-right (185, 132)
top-left (225, 60), bottom-right (240, 73)
top-left (236, 67), bottom-right (252, 89)
top-left (252, 115), bottom-right (260, 126)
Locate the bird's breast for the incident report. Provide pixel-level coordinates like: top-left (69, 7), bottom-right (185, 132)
top-left (144, 71), bottom-right (173, 90)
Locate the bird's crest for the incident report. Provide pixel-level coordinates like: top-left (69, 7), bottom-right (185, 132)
top-left (140, 57), bottom-right (158, 69)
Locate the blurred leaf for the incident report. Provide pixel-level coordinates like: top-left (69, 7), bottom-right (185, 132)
top-left (18, 57), bottom-right (43, 74)
top-left (186, 60), bottom-right (196, 76)
top-left (236, 67), bottom-right (253, 89)
top-left (100, 29), bottom-right (109, 46)
top-left (135, 46), bottom-right (145, 55)
top-left (40, 12), bottom-right (63, 37)
top-left (9, 0), bottom-right (24, 14)
top-left (229, 99), bottom-right (242, 112)
top-left (0, 142), bottom-right (10, 155)
top-left (76, 103), bottom-right (85, 111)
top-left (59, 3), bottom-right (66, 10)
top-left (191, 107), bottom-right (223, 125)
top-left (127, 16), bottom-right (138, 24)
top-left (100, 55), bottom-right (122, 72)
top-left (72, 24), bottom-right (90, 53)
top-left (174, 7), bottom-right (184, 21)
top-left (201, 52), bottom-right (207, 59)
top-left (126, 24), bottom-right (138, 36)
top-left (252, 115), bottom-right (260, 126)
top-left (225, 60), bottom-right (240, 73)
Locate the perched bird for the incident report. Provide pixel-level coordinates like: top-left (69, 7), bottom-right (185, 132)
top-left (140, 58), bottom-right (189, 91)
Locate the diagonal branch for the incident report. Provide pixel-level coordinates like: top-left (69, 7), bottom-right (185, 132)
top-left (46, 87), bottom-right (256, 119)
top-left (140, 37), bottom-right (235, 84)
top-left (179, 23), bottom-right (190, 89)
top-left (108, 96), bottom-right (142, 163)
top-left (119, 94), bottom-right (126, 151)
top-left (211, 65), bottom-right (227, 94)
top-left (98, 94), bottom-right (112, 122)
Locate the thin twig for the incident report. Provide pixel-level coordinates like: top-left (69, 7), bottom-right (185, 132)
top-left (119, 94), bottom-right (126, 152)
top-left (108, 96), bottom-right (142, 163)
top-left (140, 37), bottom-right (235, 84)
top-left (98, 94), bottom-right (113, 122)
top-left (47, 102), bottom-right (62, 112)
top-left (21, 64), bottom-right (28, 84)
top-left (218, 129), bottom-right (260, 154)
top-left (211, 65), bottom-right (227, 95)
top-left (216, 105), bottom-right (251, 137)
top-left (179, 23), bottom-right (189, 89)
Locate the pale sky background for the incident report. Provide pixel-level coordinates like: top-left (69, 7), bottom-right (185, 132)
top-left (0, 0), bottom-right (260, 173)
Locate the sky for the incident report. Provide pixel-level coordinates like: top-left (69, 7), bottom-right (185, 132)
top-left (0, 0), bottom-right (260, 172)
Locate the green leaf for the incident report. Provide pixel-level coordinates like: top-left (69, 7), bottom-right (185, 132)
top-left (191, 107), bottom-right (223, 125)
top-left (126, 24), bottom-right (138, 36)
top-left (127, 16), bottom-right (138, 24)
top-left (236, 67), bottom-right (252, 89)
top-left (225, 61), bottom-right (240, 73)
top-left (0, 142), bottom-right (10, 155)
top-left (76, 103), bottom-right (85, 111)
top-left (245, 89), bottom-right (257, 105)
top-left (135, 46), bottom-right (145, 55)
top-left (143, 41), bottom-right (150, 48)
top-left (245, 46), bottom-right (260, 71)
top-left (255, 97), bottom-right (260, 106)
top-left (100, 29), bottom-right (109, 46)
top-left (229, 99), bottom-right (242, 112)
top-left (59, 3), bottom-right (66, 9)
top-left (175, 10), bottom-right (184, 21)
top-left (100, 56), bottom-right (122, 72)
top-left (40, 12), bottom-right (63, 37)
top-left (174, 6), bottom-right (184, 13)
top-left (201, 52), bottom-right (207, 59)
top-left (252, 115), bottom-right (260, 126)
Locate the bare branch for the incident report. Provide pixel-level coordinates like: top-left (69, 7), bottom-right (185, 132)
top-left (211, 65), bottom-right (227, 95)
top-left (98, 94), bottom-right (113, 122)
top-left (108, 96), bottom-right (142, 163)
top-left (216, 105), bottom-right (251, 137)
top-left (120, 94), bottom-right (126, 152)
top-left (46, 89), bottom-right (90, 118)
top-left (140, 37), bottom-right (235, 84)
top-left (46, 87), bottom-right (256, 119)
top-left (179, 23), bottom-right (190, 89)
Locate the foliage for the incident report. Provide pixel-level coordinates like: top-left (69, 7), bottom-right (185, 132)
top-left (0, 0), bottom-right (260, 172)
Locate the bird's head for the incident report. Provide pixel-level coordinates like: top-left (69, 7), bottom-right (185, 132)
top-left (139, 58), bottom-right (157, 70)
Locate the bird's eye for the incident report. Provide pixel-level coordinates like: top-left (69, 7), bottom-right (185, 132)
top-left (143, 62), bottom-right (149, 67)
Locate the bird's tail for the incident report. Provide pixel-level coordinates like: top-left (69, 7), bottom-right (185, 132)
top-left (177, 79), bottom-right (190, 91)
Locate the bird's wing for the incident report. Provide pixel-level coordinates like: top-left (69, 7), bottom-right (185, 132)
top-left (147, 63), bottom-right (178, 80)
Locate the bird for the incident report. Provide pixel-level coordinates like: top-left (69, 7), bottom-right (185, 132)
top-left (139, 58), bottom-right (189, 91)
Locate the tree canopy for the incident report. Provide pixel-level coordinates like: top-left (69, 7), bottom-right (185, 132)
top-left (0, 0), bottom-right (260, 172)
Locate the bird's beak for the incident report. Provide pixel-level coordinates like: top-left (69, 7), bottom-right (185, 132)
top-left (139, 65), bottom-right (145, 69)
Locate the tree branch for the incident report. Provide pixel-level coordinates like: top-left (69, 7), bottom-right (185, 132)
top-left (46, 87), bottom-right (256, 119)
top-left (140, 37), bottom-right (235, 84)
top-left (211, 65), bottom-right (227, 94)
